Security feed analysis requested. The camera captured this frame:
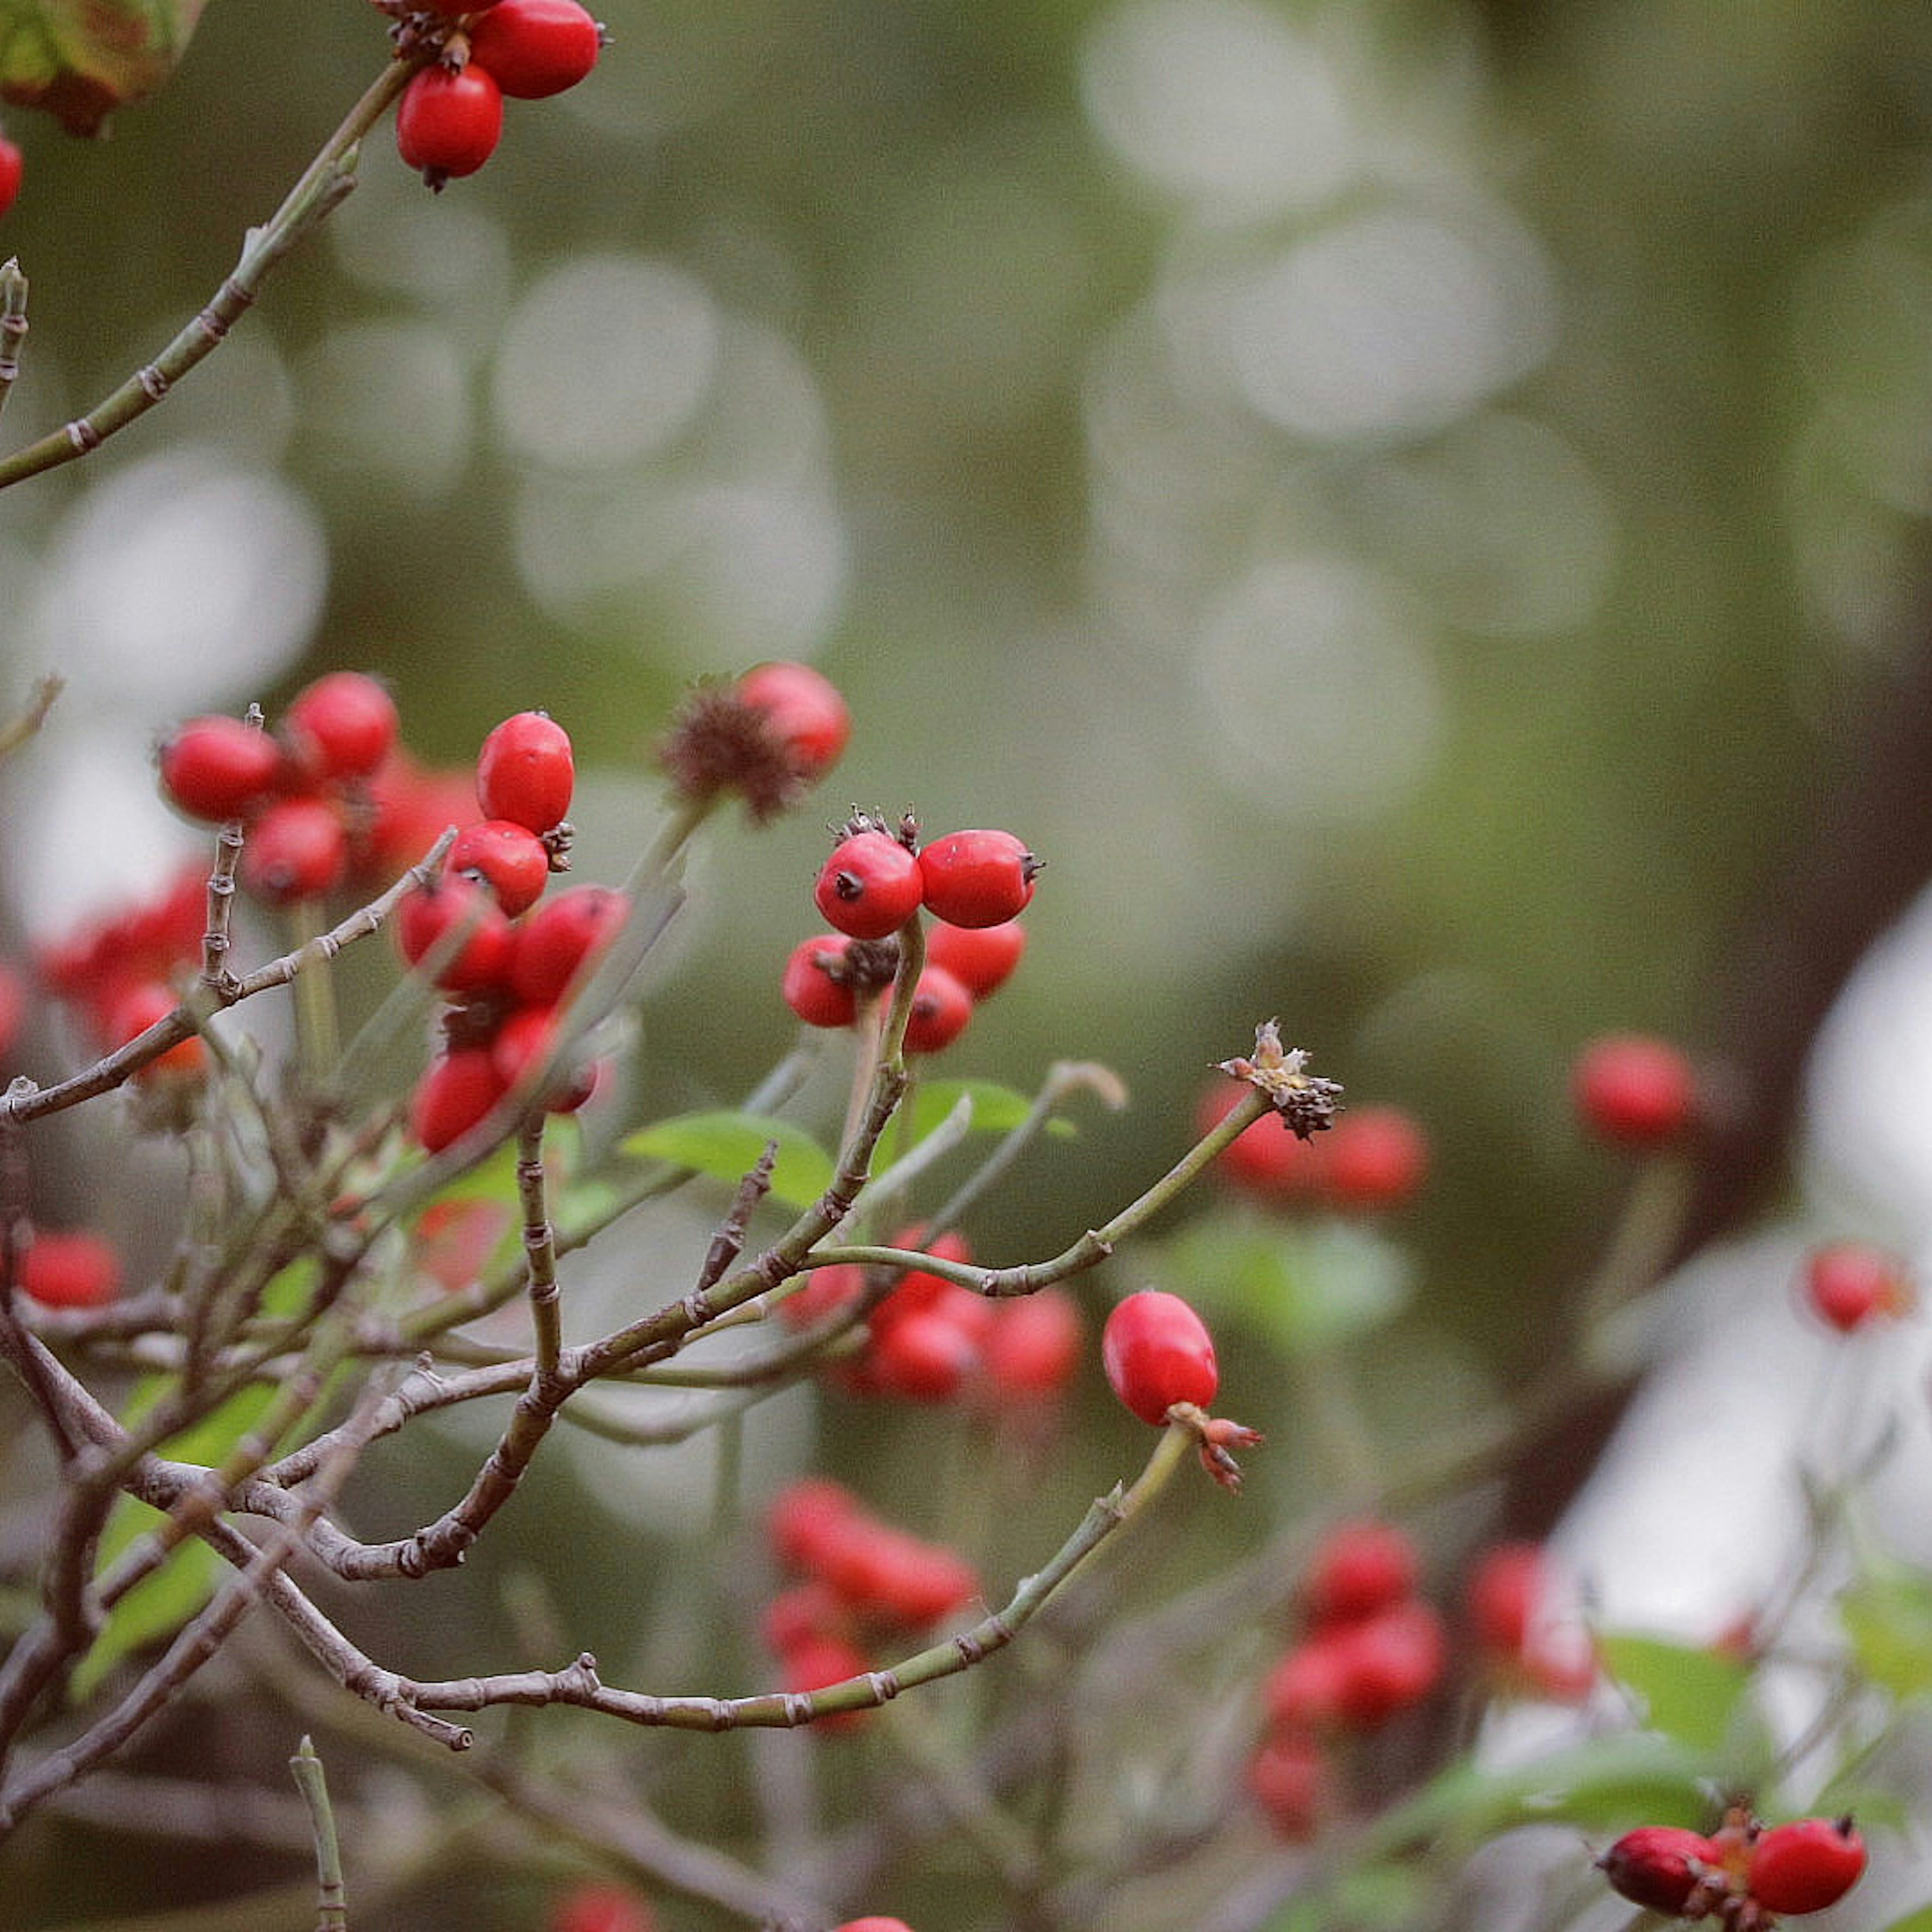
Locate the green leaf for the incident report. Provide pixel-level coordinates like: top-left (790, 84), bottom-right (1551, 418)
top-left (1598, 1632), bottom-right (1754, 1757)
top-left (908, 1079), bottom-right (1076, 1142)
top-left (1166, 1212), bottom-right (1413, 1354)
top-left (1875, 1903), bottom-right (1932, 1932)
top-left (621, 1111), bottom-right (834, 1211)
top-left (1841, 1559), bottom-right (1932, 1702)
top-left (0, 0), bottom-right (210, 135)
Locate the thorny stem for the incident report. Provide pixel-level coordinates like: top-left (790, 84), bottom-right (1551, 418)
top-left (0, 54), bottom-right (425, 492)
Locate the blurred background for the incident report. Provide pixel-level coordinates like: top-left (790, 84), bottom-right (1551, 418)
top-left (8, 1), bottom-right (1932, 1924)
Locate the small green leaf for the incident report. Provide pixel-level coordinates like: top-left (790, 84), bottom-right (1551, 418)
top-left (1841, 1559), bottom-right (1932, 1702)
top-left (1598, 1632), bottom-right (1753, 1757)
top-left (1875, 1902), bottom-right (1932, 1932)
top-left (908, 1079), bottom-right (1076, 1142)
top-left (622, 1111), bottom-right (834, 1210)
top-left (70, 1517), bottom-right (224, 1701)
top-left (0, 0), bottom-right (210, 135)
top-left (1166, 1213), bottom-right (1413, 1353)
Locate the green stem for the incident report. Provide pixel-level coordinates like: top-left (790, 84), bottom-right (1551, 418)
top-left (0, 259), bottom-right (28, 431)
top-left (290, 1735), bottom-right (350, 1932)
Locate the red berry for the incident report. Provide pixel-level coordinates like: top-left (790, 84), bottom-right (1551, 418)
top-left (475, 711), bottom-right (575, 834)
top-left (104, 981), bottom-right (206, 1084)
top-left (411, 1198), bottom-right (511, 1295)
top-left (467, 0), bottom-right (604, 98)
top-left (1802, 1241), bottom-right (1912, 1332)
top-left (1301, 1519), bottom-right (1419, 1627)
top-left (17, 1231), bottom-right (121, 1309)
top-left (1101, 1289), bottom-right (1219, 1425)
top-left (834, 1919), bottom-right (916, 1931)
top-left (813, 831), bottom-right (923, 940)
top-left (409, 1048), bottom-right (510, 1153)
top-left (781, 933), bottom-right (858, 1028)
top-left (362, 752), bottom-right (479, 881)
top-left (0, 957), bottom-right (28, 1063)
top-left (281, 672), bottom-right (398, 784)
top-left (547, 1882), bottom-right (657, 1932)
top-left (1465, 1541), bottom-right (1546, 1656)
top-left (1199, 1081), bottom-right (1323, 1199)
top-left (839, 1527), bottom-right (978, 1628)
top-left (240, 797), bottom-right (351, 906)
top-left (1263, 1636), bottom-right (1356, 1731)
top-left (1246, 1731), bottom-right (1328, 1840)
top-left (916, 829), bottom-right (1039, 929)
top-left (0, 138), bottom-right (24, 219)
top-left (780, 1261), bottom-right (866, 1330)
top-left (768, 1477), bottom-right (862, 1572)
top-left (449, 818), bottom-right (551, 917)
top-left (979, 1287), bottom-right (1083, 1400)
top-left (736, 661), bottom-right (851, 781)
top-left (925, 918), bottom-right (1026, 1000)
top-left (867, 1306), bottom-right (981, 1401)
top-left (491, 1006), bottom-right (599, 1112)
top-left (1572, 1033), bottom-right (1698, 1147)
top-left (157, 714), bottom-right (284, 824)
top-left (396, 63), bottom-right (504, 185)
top-left (1599, 1826), bottom-right (1723, 1915)
top-left (1746, 1816), bottom-right (1866, 1916)
top-left (1322, 1107), bottom-right (1429, 1212)
top-left (395, 874), bottom-right (516, 993)
top-left (1327, 1600), bottom-right (1447, 1727)
top-left (511, 884), bottom-right (628, 1005)
top-left (893, 963), bottom-right (973, 1055)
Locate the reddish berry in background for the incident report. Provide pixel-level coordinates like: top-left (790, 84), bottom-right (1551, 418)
top-left (361, 751), bottom-right (479, 882)
top-left (104, 981), bottom-right (206, 1083)
top-left (0, 136), bottom-right (23, 219)
top-left (511, 884), bottom-right (628, 1005)
top-left (1301, 1519), bottom-right (1419, 1628)
top-left (280, 671), bottom-right (398, 784)
top-left (1101, 1289), bottom-right (1219, 1425)
top-left (916, 828), bottom-right (1039, 929)
top-left (1802, 1240), bottom-right (1912, 1332)
top-left (1322, 1106), bottom-right (1429, 1212)
top-left (1465, 1540), bottom-right (1546, 1655)
top-left (925, 917), bottom-right (1026, 1000)
top-left (894, 963), bottom-right (973, 1054)
top-left (475, 710), bottom-right (575, 834)
top-left (868, 1305), bottom-right (980, 1400)
top-left (979, 1286), bottom-right (1083, 1400)
top-left (781, 933), bottom-right (858, 1029)
top-left (240, 797), bottom-right (351, 906)
top-left (814, 830), bottom-right (923, 940)
top-left (157, 714), bottom-right (284, 824)
top-left (0, 957), bottom-right (27, 1063)
top-left (17, 1231), bottom-right (121, 1309)
top-left (1597, 1826), bottom-right (1722, 1915)
top-left (736, 660), bottom-right (850, 781)
top-left (546, 1881), bottom-right (657, 1932)
top-left (1198, 1080), bottom-right (1321, 1199)
top-left (395, 873), bottom-right (515, 994)
top-left (1572, 1032), bottom-right (1698, 1147)
top-left (833, 1920), bottom-right (917, 1932)
top-left (409, 1048), bottom-right (510, 1153)
top-left (1746, 1816), bottom-right (1867, 1915)
top-left (467, 0), bottom-right (605, 99)
top-left (1246, 1730), bottom-right (1328, 1840)
top-left (450, 818), bottom-right (551, 918)
top-left (1324, 1599), bottom-right (1447, 1727)
top-left (396, 63), bottom-right (505, 185)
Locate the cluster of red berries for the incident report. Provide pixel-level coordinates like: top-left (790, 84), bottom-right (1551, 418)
top-left (393, 0), bottom-right (606, 191)
top-left (394, 711), bottom-right (631, 1151)
top-left (1600, 1806), bottom-right (1866, 1927)
top-left (658, 660), bottom-right (852, 820)
top-left (786, 1230), bottom-right (1083, 1407)
top-left (1204, 1086), bottom-right (1430, 1214)
top-left (764, 1478), bottom-right (981, 1729)
top-left (1100, 1289), bottom-right (1262, 1489)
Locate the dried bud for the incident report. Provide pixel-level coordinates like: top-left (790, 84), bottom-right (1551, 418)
top-left (1217, 1020), bottom-right (1343, 1140)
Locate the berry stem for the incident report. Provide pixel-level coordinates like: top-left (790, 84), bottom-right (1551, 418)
top-left (517, 1115), bottom-right (563, 1383)
top-left (0, 51), bottom-right (426, 493)
top-left (0, 259), bottom-right (28, 432)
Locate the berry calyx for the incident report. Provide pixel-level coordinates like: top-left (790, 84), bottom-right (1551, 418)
top-left (916, 828), bottom-right (1040, 929)
top-left (449, 818), bottom-right (552, 918)
top-left (1802, 1240), bottom-right (1912, 1332)
top-left (1598, 1826), bottom-right (1724, 1916)
top-left (1572, 1033), bottom-right (1698, 1147)
top-left (1101, 1290), bottom-right (1219, 1425)
top-left (157, 714), bottom-right (284, 823)
top-left (280, 671), bottom-right (398, 784)
top-left (396, 63), bottom-right (505, 188)
top-left (814, 828), bottom-right (923, 940)
top-left (466, 0), bottom-right (606, 98)
top-left (475, 710), bottom-right (575, 834)
top-left (1746, 1816), bottom-right (1866, 1916)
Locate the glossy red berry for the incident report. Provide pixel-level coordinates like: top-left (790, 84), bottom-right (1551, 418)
top-left (1802, 1241), bottom-right (1912, 1332)
top-left (1322, 1107), bottom-right (1429, 1212)
top-left (547, 1881), bottom-right (657, 1932)
top-left (781, 933), bottom-right (858, 1028)
top-left (1598, 1826), bottom-right (1723, 1915)
top-left (395, 873), bottom-right (516, 993)
top-left (491, 1006), bottom-right (598, 1112)
top-left (396, 63), bottom-right (504, 186)
top-left (450, 818), bottom-right (551, 918)
top-left (17, 1231), bottom-right (121, 1309)
top-left (1746, 1816), bottom-right (1866, 1916)
top-left (1101, 1289), bottom-right (1219, 1425)
top-left (510, 884), bottom-right (627, 1005)
top-left (925, 918), bottom-right (1026, 1000)
top-left (1301, 1519), bottom-right (1419, 1627)
top-left (475, 711), bottom-right (575, 834)
top-left (0, 138), bottom-right (24, 219)
top-left (281, 672), bottom-right (398, 784)
top-left (467, 0), bottom-right (604, 97)
top-left (814, 830), bottom-right (922, 940)
top-left (158, 714), bottom-right (284, 823)
top-left (1572, 1034), bottom-right (1698, 1147)
top-left (409, 1048), bottom-right (510, 1153)
top-left (240, 797), bottom-right (351, 906)
top-left (894, 963), bottom-right (973, 1055)
top-left (916, 829), bottom-right (1039, 929)
top-left (736, 661), bottom-right (851, 781)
